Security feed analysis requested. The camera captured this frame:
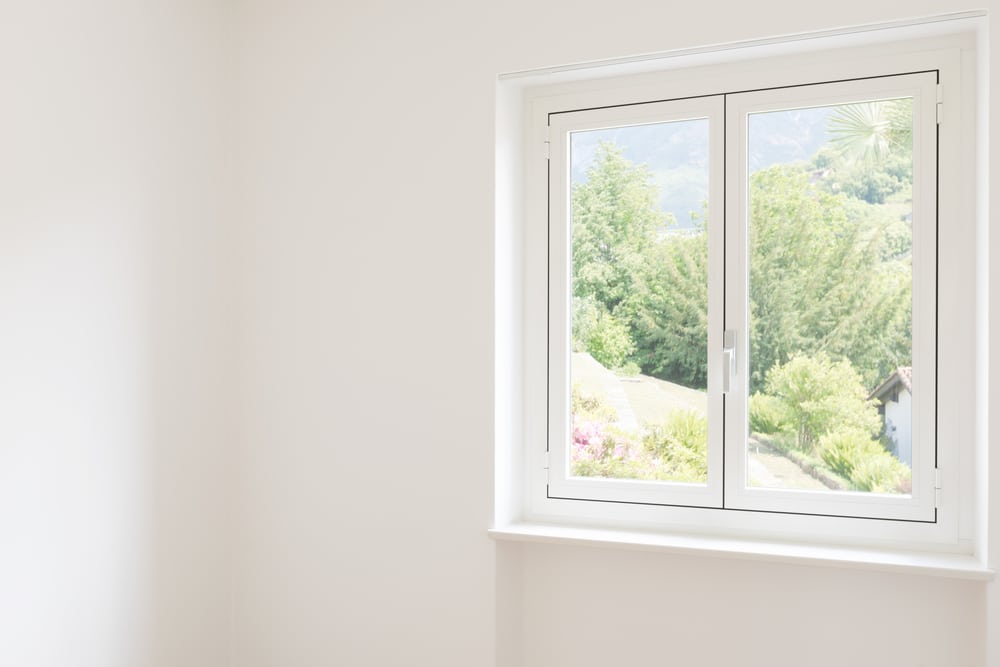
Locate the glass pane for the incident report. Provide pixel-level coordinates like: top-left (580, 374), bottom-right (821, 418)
top-left (746, 99), bottom-right (913, 495)
top-left (568, 119), bottom-right (710, 484)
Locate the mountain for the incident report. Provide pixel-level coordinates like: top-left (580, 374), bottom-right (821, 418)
top-left (570, 106), bottom-right (833, 228)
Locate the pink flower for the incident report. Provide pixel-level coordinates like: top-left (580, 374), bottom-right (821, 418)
top-left (572, 420), bottom-right (606, 462)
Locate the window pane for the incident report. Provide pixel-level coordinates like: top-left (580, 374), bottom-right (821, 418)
top-left (746, 99), bottom-right (913, 495)
top-left (568, 119), bottom-right (710, 484)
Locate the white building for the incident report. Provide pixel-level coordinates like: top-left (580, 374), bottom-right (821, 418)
top-left (870, 367), bottom-right (913, 466)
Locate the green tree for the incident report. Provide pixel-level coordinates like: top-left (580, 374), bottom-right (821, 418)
top-left (763, 354), bottom-right (882, 452)
top-left (570, 132), bottom-right (912, 394)
top-left (572, 143), bottom-right (668, 314)
top-left (749, 166), bottom-right (911, 390)
top-left (817, 148), bottom-right (911, 204)
top-left (585, 310), bottom-right (635, 369)
top-left (572, 142), bottom-right (703, 379)
top-left (621, 225), bottom-right (709, 387)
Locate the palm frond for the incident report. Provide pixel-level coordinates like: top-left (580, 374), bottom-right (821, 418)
top-left (829, 102), bottom-right (892, 164)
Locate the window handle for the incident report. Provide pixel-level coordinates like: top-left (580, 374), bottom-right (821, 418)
top-left (722, 330), bottom-right (736, 394)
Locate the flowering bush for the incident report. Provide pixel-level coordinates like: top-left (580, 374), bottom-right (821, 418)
top-left (570, 386), bottom-right (707, 483)
top-left (572, 420), bottom-right (629, 463)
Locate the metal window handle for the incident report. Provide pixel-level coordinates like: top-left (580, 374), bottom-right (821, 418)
top-left (722, 330), bottom-right (736, 393)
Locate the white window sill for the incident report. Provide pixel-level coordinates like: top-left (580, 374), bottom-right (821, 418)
top-left (489, 523), bottom-right (994, 581)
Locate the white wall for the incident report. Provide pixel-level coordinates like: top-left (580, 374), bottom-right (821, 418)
top-left (231, 3), bottom-right (498, 664)
top-left (233, 1), bottom-right (997, 667)
top-left (0, 3), bottom-right (235, 666)
top-left (1, 2), bottom-right (993, 666)
top-left (514, 543), bottom-right (985, 666)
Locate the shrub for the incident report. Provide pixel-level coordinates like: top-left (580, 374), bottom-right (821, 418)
top-left (819, 429), bottom-right (880, 479)
top-left (749, 393), bottom-right (791, 435)
top-left (586, 311), bottom-right (635, 370)
top-left (763, 353), bottom-right (882, 451)
top-left (850, 454), bottom-right (911, 493)
top-left (641, 410), bottom-right (708, 483)
top-left (572, 422), bottom-right (635, 466)
top-left (819, 429), bottom-right (910, 493)
top-left (570, 407), bottom-right (708, 484)
top-left (570, 386), bottom-right (639, 479)
top-left (571, 384), bottom-right (617, 423)
top-left (616, 361), bottom-right (641, 377)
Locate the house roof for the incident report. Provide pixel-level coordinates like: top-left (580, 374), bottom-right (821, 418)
top-left (869, 366), bottom-right (912, 401)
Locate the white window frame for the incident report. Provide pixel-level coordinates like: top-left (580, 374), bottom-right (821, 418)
top-left (546, 96), bottom-right (726, 509)
top-left (509, 36), bottom-right (975, 553)
top-left (722, 73), bottom-right (939, 522)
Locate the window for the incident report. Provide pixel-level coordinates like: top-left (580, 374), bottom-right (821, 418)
top-left (512, 40), bottom-right (974, 549)
top-left (548, 95), bottom-right (725, 510)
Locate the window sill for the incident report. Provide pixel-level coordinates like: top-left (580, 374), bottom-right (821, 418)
top-left (488, 522), bottom-right (994, 581)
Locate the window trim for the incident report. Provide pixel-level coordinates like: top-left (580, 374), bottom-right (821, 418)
top-left (508, 36), bottom-right (975, 554)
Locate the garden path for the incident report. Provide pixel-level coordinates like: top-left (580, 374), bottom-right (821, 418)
top-left (747, 441), bottom-right (828, 491)
top-left (572, 353), bottom-right (639, 431)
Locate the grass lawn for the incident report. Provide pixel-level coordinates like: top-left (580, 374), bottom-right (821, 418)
top-left (572, 352), bottom-right (706, 427)
top-left (619, 373), bottom-right (707, 425)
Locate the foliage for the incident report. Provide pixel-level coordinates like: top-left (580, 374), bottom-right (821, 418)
top-left (819, 429), bottom-right (910, 493)
top-left (571, 386), bottom-right (637, 477)
top-left (624, 228), bottom-right (709, 387)
top-left (748, 166), bottom-right (912, 390)
top-left (762, 354), bottom-right (882, 451)
top-left (617, 361), bottom-right (641, 377)
top-left (850, 454), bottom-right (911, 493)
top-left (572, 142), bottom-right (668, 315)
top-left (571, 384), bottom-right (617, 424)
top-left (749, 393), bottom-right (791, 435)
top-left (816, 149), bottom-right (911, 205)
top-left (570, 386), bottom-right (707, 483)
top-left (585, 310), bottom-right (635, 369)
top-left (571, 143), bottom-right (710, 388)
top-left (818, 429), bottom-right (882, 479)
top-left (642, 409), bottom-right (708, 481)
top-left (570, 149), bottom-right (912, 392)
top-left (570, 110), bottom-right (913, 396)
top-left (571, 421), bottom-right (642, 477)
top-left (571, 295), bottom-right (600, 353)
top-left (828, 99), bottom-right (912, 167)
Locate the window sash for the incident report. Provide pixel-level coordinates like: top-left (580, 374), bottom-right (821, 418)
top-left (723, 72), bottom-right (938, 521)
top-left (546, 96), bottom-right (726, 508)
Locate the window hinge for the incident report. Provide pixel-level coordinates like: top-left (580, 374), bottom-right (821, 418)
top-left (934, 467), bottom-right (942, 508)
top-left (543, 449), bottom-right (551, 470)
top-left (936, 83), bottom-right (943, 125)
top-left (544, 125), bottom-right (551, 159)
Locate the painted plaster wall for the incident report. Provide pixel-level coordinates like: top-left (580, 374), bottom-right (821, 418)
top-left (233, 1), bottom-right (996, 666)
top-left (1, 2), bottom-right (993, 666)
top-left (0, 3), bottom-right (235, 666)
